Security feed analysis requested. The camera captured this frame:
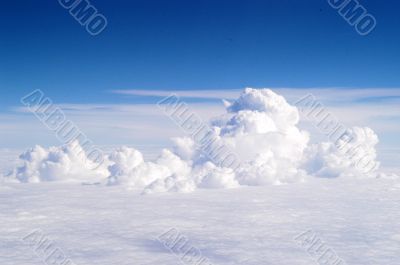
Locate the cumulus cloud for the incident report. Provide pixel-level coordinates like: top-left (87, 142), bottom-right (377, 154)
top-left (209, 88), bottom-right (310, 185)
top-left (9, 141), bottom-right (109, 183)
top-left (107, 147), bottom-right (190, 190)
top-left (303, 127), bottom-right (380, 178)
top-left (6, 88), bottom-right (389, 192)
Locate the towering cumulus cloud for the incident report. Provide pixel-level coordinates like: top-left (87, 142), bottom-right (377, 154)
top-left (7, 88), bottom-right (384, 192)
top-left (219, 88), bottom-right (310, 185)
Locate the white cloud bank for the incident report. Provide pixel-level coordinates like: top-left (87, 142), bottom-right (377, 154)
top-left (4, 88), bottom-right (395, 192)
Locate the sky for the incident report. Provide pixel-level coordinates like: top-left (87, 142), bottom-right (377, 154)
top-left (0, 0), bottom-right (399, 169)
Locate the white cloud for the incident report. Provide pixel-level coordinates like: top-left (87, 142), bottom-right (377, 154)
top-left (6, 88), bottom-right (394, 193)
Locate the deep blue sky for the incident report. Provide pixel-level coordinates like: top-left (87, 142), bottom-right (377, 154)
top-left (1, 0), bottom-right (400, 109)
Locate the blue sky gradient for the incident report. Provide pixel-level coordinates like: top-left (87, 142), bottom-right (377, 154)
top-left (1, 0), bottom-right (400, 109)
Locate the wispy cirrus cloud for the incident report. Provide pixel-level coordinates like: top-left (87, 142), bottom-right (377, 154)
top-left (111, 87), bottom-right (400, 104)
top-left (111, 89), bottom-right (242, 100)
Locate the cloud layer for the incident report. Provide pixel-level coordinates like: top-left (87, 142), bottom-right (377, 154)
top-left (5, 88), bottom-right (390, 192)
